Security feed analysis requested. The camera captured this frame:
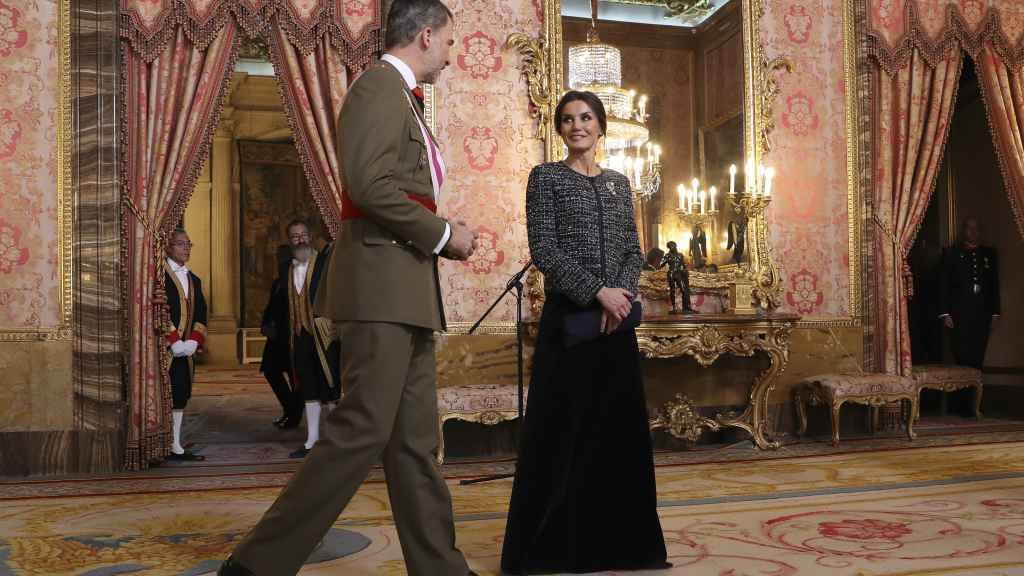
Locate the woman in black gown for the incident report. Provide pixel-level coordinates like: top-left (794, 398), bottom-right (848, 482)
top-left (501, 91), bottom-right (669, 574)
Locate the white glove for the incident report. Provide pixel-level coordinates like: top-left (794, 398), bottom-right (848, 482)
top-left (170, 340), bottom-right (189, 358)
top-left (184, 340), bottom-right (199, 356)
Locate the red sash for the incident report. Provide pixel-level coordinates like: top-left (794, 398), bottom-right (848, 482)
top-left (341, 192), bottom-right (437, 221)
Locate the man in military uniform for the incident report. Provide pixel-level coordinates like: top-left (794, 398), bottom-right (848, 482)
top-left (660, 241), bottom-right (694, 314)
top-left (164, 228), bottom-right (207, 462)
top-left (940, 217), bottom-right (1000, 369)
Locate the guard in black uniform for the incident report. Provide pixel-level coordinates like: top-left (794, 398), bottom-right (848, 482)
top-left (164, 228), bottom-right (208, 461)
top-left (940, 218), bottom-right (1000, 369)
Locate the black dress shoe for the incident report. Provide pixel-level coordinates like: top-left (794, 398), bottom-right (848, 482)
top-left (289, 447), bottom-right (310, 459)
top-left (165, 450), bottom-right (205, 462)
top-left (217, 555), bottom-right (254, 576)
top-left (277, 413), bottom-right (302, 429)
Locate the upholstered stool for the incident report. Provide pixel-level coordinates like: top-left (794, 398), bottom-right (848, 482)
top-left (436, 384), bottom-right (528, 464)
top-left (911, 364), bottom-right (983, 420)
top-left (796, 373), bottom-right (918, 446)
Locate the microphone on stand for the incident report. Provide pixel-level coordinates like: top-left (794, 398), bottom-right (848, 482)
top-left (461, 259), bottom-right (533, 485)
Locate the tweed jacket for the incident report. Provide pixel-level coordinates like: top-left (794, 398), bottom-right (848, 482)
top-left (526, 162), bottom-right (643, 306)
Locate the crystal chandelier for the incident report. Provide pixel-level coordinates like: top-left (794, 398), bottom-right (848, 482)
top-left (567, 0), bottom-right (661, 199)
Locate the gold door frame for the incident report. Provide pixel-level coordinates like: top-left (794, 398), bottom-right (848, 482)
top-left (0, 0), bottom-right (73, 341)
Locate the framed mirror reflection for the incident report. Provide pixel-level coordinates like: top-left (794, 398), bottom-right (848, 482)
top-left (513, 0), bottom-right (787, 311)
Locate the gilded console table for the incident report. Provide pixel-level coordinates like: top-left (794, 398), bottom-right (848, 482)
top-left (640, 313), bottom-right (799, 450)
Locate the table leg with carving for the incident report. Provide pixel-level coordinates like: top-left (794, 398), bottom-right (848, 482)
top-left (642, 317), bottom-right (795, 451)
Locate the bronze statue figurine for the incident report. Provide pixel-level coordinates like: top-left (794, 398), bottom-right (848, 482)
top-left (727, 218), bottom-right (748, 264)
top-left (689, 224), bottom-right (708, 270)
top-left (659, 241), bottom-right (695, 314)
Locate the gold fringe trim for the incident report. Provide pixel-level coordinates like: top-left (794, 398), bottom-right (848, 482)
top-left (867, 2), bottom-right (1024, 76)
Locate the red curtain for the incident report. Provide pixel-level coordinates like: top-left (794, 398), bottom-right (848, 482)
top-left (268, 20), bottom-right (353, 239)
top-left (119, 0), bottom-right (381, 469)
top-left (122, 26), bottom-right (240, 469)
top-left (976, 46), bottom-right (1024, 240)
top-left (872, 51), bottom-right (961, 375)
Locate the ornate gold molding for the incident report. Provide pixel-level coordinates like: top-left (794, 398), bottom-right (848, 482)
top-left (0, 0), bottom-right (73, 342)
top-left (638, 315), bottom-right (796, 449)
top-left (505, 33), bottom-right (553, 138)
top-left (649, 393), bottom-right (719, 445)
top-left (756, 56), bottom-right (794, 154)
top-left (844, 0), bottom-right (862, 321)
top-left (443, 322), bottom-right (522, 336)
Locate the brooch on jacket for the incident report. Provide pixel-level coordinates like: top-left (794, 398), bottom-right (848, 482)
top-left (606, 181), bottom-right (616, 196)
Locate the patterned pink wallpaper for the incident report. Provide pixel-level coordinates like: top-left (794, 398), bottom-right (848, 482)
top-left (761, 1), bottom-right (852, 318)
top-left (434, 0), bottom-right (544, 324)
top-left (0, 0), bottom-right (60, 329)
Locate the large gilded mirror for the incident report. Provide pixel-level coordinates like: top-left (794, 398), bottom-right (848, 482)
top-left (510, 0), bottom-right (791, 312)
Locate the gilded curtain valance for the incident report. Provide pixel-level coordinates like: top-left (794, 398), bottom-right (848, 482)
top-left (867, 1), bottom-right (1024, 75)
top-left (121, 0), bottom-right (380, 64)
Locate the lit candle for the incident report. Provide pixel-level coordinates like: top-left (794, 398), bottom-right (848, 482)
top-left (646, 142), bottom-right (653, 163)
top-left (700, 190), bottom-right (706, 214)
top-left (745, 159), bottom-right (754, 195)
top-left (654, 145), bottom-right (661, 165)
top-left (729, 164), bottom-right (737, 195)
top-left (764, 167), bottom-right (775, 197)
top-left (677, 184), bottom-right (686, 210)
top-left (757, 164), bottom-right (766, 198)
top-left (710, 186), bottom-right (717, 212)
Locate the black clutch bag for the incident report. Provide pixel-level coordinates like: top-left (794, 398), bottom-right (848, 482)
top-left (562, 301), bottom-right (643, 348)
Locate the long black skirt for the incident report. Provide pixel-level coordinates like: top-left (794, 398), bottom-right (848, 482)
top-left (501, 294), bottom-right (667, 574)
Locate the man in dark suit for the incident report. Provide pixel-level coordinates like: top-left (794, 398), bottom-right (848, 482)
top-left (218, 0), bottom-right (478, 573)
top-left (940, 217), bottom-right (1001, 369)
top-left (273, 220), bottom-right (340, 458)
top-left (163, 228), bottom-right (207, 462)
top-left (260, 244), bottom-right (302, 429)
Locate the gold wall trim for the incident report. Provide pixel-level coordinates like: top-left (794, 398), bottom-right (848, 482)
top-left (443, 322), bottom-right (521, 335)
top-left (0, 0), bottom-right (73, 342)
top-left (843, 0), bottom-right (863, 322)
top-left (795, 318), bottom-right (861, 329)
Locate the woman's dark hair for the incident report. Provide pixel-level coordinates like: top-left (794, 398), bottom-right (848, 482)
top-left (554, 90), bottom-right (607, 137)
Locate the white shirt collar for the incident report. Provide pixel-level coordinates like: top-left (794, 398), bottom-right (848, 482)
top-left (381, 54), bottom-right (418, 91)
top-left (167, 258), bottom-right (188, 274)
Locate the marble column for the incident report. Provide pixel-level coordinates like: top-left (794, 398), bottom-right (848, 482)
top-left (203, 112), bottom-right (241, 365)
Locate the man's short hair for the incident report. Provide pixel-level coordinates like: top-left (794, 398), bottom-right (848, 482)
top-left (169, 227), bottom-right (188, 240)
top-left (385, 0), bottom-right (453, 50)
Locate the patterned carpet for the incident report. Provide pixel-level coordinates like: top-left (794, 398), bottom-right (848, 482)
top-left (4, 367), bottom-right (1022, 574)
top-left (2, 441), bottom-right (1024, 575)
